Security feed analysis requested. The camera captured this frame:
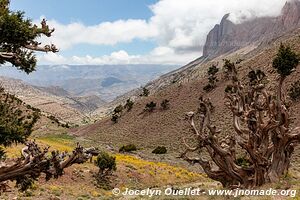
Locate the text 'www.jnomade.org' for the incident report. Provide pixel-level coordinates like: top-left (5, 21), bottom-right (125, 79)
top-left (111, 187), bottom-right (297, 198)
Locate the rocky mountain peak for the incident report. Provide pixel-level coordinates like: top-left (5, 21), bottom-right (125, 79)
top-left (203, 0), bottom-right (300, 58)
top-left (202, 13), bottom-right (235, 57)
top-left (281, 0), bottom-right (300, 28)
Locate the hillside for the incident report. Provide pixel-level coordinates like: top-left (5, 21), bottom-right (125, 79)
top-left (0, 64), bottom-right (179, 102)
top-left (71, 27), bottom-right (300, 172)
top-left (203, 0), bottom-right (300, 58)
top-left (103, 0), bottom-right (300, 102)
top-left (2, 1), bottom-right (300, 199)
top-left (0, 76), bottom-right (91, 125)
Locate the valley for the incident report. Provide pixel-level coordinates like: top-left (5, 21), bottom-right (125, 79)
top-left (1, 0), bottom-right (300, 199)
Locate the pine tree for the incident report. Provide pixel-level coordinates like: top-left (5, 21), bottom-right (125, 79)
top-left (0, 1), bottom-right (98, 191)
top-left (0, 0), bottom-right (58, 73)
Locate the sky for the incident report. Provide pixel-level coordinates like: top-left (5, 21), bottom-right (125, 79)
top-left (10, 0), bottom-right (289, 66)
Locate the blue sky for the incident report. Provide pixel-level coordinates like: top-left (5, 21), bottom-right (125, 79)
top-left (9, 0), bottom-right (287, 65)
top-left (10, 0), bottom-right (158, 58)
top-left (10, 0), bottom-right (157, 24)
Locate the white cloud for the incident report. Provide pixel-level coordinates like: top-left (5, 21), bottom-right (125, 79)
top-left (149, 0), bottom-right (286, 52)
top-left (37, 0), bottom-right (288, 65)
top-left (38, 52), bottom-right (68, 64)
top-left (38, 48), bottom-right (199, 65)
top-left (39, 19), bottom-right (158, 50)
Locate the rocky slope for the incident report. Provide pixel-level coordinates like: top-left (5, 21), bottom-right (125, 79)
top-left (107, 0), bottom-right (300, 103)
top-left (71, 25), bottom-right (300, 173)
top-left (203, 0), bottom-right (300, 58)
top-left (0, 64), bottom-right (179, 102)
top-left (0, 76), bottom-right (93, 125)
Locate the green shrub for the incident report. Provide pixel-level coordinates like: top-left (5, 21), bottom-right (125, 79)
top-left (272, 44), bottom-right (299, 77)
top-left (224, 85), bottom-right (234, 93)
top-left (140, 87), bottom-right (149, 97)
top-left (0, 147), bottom-right (5, 160)
top-left (203, 65), bottom-right (219, 92)
top-left (94, 151), bottom-right (116, 190)
top-left (113, 105), bottom-right (123, 114)
top-left (160, 99), bottom-right (170, 110)
top-left (289, 80), bottom-right (300, 101)
top-left (152, 146), bottom-right (167, 154)
top-left (223, 59), bottom-right (236, 80)
top-left (124, 98), bottom-right (134, 111)
top-left (235, 157), bottom-right (251, 167)
top-left (119, 144), bottom-right (137, 153)
top-left (144, 101), bottom-right (156, 112)
top-left (235, 58), bottom-right (244, 64)
top-left (203, 84), bottom-right (214, 92)
top-left (111, 114), bottom-right (119, 123)
top-left (111, 104), bottom-right (124, 123)
top-left (95, 152), bottom-right (116, 174)
top-left (247, 69), bottom-right (265, 84)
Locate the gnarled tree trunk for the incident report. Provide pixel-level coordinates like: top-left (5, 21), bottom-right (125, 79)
top-left (0, 141), bottom-right (99, 190)
top-left (180, 65), bottom-right (300, 188)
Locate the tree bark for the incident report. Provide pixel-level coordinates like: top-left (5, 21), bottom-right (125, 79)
top-left (181, 66), bottom-right (300, 188)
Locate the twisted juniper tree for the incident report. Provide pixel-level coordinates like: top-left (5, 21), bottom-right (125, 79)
top-left (0, 0), bottom-right (99, 191)
top-left (0, 0), bottom-right (58, 73)
top-left (181, 44), bottom-right (300, 188)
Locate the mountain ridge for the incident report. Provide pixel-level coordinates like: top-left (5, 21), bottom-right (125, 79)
top-left (0, 76), bottom-right (97, 124)
top-left (203, 0), bottom-right (300, 58)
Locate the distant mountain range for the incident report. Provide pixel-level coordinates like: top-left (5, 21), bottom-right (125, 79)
top-left (2, 1), bottom-right (300, 127)
top-left (0, 64), bottom-right (179, 102)
top-left (0, 64), bottom-right (179, 124)
top-left (0, 76), bottom-right (89, 124)
top-left (119, 0), bottom-right (300, 97)
top-left (72, 1), bottom-right (300, 161)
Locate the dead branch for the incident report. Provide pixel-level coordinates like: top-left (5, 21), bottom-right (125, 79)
top-left (181, 63), bottom-right (300, 188)
top-left (0, 141), bottom-right (99, 190)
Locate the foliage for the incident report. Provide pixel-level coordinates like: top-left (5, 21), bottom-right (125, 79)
top-left (113, 104), bottom-right (123, 114)
top-left (0, 2), bottom-right (98, 193)
top-left (111, 104), bottom-right (124, 123)
top-left (224, 85), bottom-right (235, 93)
top-left (16, 174), bottom-right (36, 191)
top-left (235, 58), bottom-right (244, 64)
top-left (289, 79), bottom-right (300, 101)
top-left (144, 101), bottom-right (156, 112)
top-left (272, 43), bottom-right (299, 77)
top-left (235, 157), bottom-right (251, 167)
top-left (95, 151), bottom-right (116, 175)
top-left (0, 147), bottom-right (5, 160)
top-left (0, 92), bottom-right (40, 147)
top-left (119, 144), bottom-right (137, 153)
top-left (116, 154), bottom-right (203, 186)
top-left (48, 115), bottom-right (60, 124)
top-left (124, 98), bottom-right (134, 111)
top-left (0, 0), bottom-right (57, 73)
top-left (247, 69), bottom-right (266, 85)
top-left (160, 99), bottom-right (170, 110)
top-left (140, 87), bottom-right (150, 97)
top-left (181, 45), bottom-right (299, 188)
top-left (203, 84), bottom-right (214, 92)
top-left (203, 65), bottom-right (219, 92)
top-left (0, 0), bottom-right (53, 148)
top-left (111, 114), bottom-right (119, 123)
top-left (94, 151), bottom-right (116, 190)
top-left (223, 59), bottom-right (236, 80)
top-left (152, 146), bottom-right (167, 154)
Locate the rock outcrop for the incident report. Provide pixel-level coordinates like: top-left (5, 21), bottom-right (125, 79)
top-left (203, 0), bottom-right (300, 58)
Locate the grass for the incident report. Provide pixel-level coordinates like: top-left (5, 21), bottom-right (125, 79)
top-left (4, 134), bottom-right (299, 200)
top-left (2, 134), bottom-right (209, 199)
top-left (115, 154), bottom-right (205, 188)
top-left (4, 133), bottom-right (75, 158)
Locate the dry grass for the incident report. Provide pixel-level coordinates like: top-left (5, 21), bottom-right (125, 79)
top-left (2, 134), bottom-right (210, 199)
